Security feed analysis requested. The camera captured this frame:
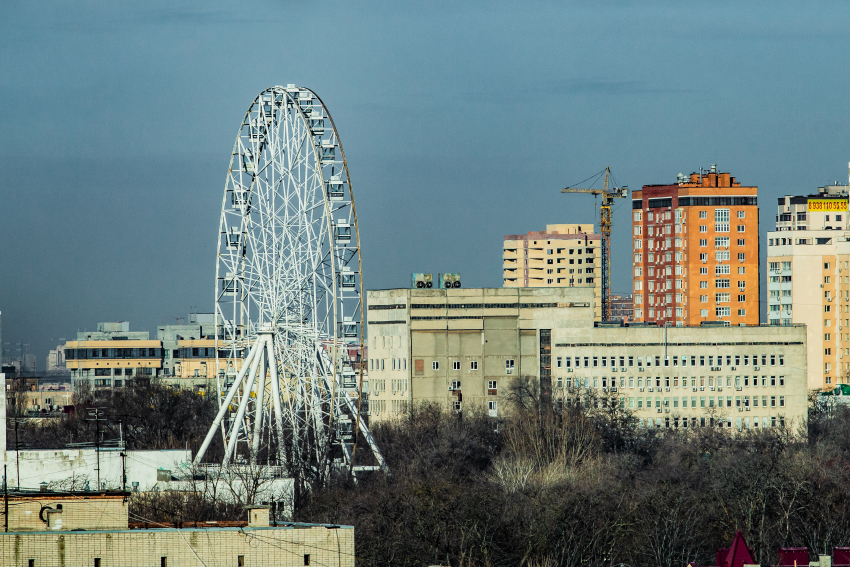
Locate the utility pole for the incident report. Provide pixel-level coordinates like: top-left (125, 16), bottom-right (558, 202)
top-left (86, 408), bottom-right (106, 490)
top-left (4, 464), bottom-right (7, 532)
top-left (8, 418), bottom-right (26, 490)
top-left (120, 451), bottom-right (127, 502)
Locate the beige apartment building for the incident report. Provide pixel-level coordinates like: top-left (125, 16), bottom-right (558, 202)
top-left (503, 224), bottom-right (603, 320)
top-left (767, 180), bottom-right (850, 390)
top-left (0, 490), bottom-right (353, 567)
top-left (366, 287), bottom-right (808, 430)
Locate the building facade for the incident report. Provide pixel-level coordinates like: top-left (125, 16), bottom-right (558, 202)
top-left (632, 167), bottom-right (759, 327)
top-left (365, 287), bottom-right (807, 429)
top-left (610, 294), bottom-right (634, 322)
top-left (64, 316), bottom-right (244, 392)
top-left (0, 492), bottom-right (353, 567)
top-left (767, 181), bottom-right (850, 389)
top-left (503, 224), bottom-right (603, 320)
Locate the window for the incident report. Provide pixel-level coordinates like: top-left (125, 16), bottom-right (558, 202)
top-left (488, 380), bottom-right (498, 391)
top-left (700, 225), bottom-right (708, 233)
top-left (715, 209), bottom-right (730, 232)
top-left (737, 210), bottom-right (745, 218)
top-left (738, 266), bottom-right (746, 274)
top-left (700, 239), bottom-right (707, 247)
top-left (470, 361), bottom-right (478, 371)
top-left (506, 359), bottom-right (515, 373)
top-left (304, 554), bottom-right (311, 566)
top-left (825, 262), bottom-right (831, 270)
top-left (715, 237), bottom-right (730, 248)
top-left (699, 210), bottom-right (707, 219)
top-left (716, 279), bottom-right (730, 288)
top-left (701, 309), bottom-right (708, 317)
top-left (716, 265), bottom-right (731, 275)
top-left (700, 281), bottom-right (708, 289)
top-left (432, 361), bottom-right (439, 371)
top-left (700, 267), bottom-right (708, 275)
top-left (634, 211), bottom-right (642, 221)
top-left (825, 276), bottom-right (831, 284)
top-left (716, 293), bottom-right (730, 302)
top-left (737, 309), bottom-right (746, 316)
top-left (738, 280), bottom-right (746, 291)
top-left (738, 238), bottom-right (745, 246)
top-left (700, 295), bottom-right (708, 303)
top-left (488, 400), bottom-right (498, 412)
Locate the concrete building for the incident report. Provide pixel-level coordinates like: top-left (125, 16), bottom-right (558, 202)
top-left (46, 343), bottom-right (66, 373)
top-left (365, 287), bottom-right (807, 430)
top-left (503, 224), bottom-right (603, 320)
top-left (65, 322), bottom-right (162, 391)
top-left (632, 166), bottom-right (760, 327)
top-left (0, 491), bottom-right (352, 567)
top-left (610, 294), bottom-right (634, 322)
top-left (64, 316), bottom-right (241, 392)
top-left (767, 178), bottom-right (850, 389)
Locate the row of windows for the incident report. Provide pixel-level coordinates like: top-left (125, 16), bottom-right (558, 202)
top-left (560, 375), bottom-right (785, 390)
top-left (66, 348), bottom-right (162, 360)
top-left (557, 354), bottom-right (783, 369)
top-left (632, 197), bottom-right (757, 211)
top-left (369, 358), bottom-right (408, 371)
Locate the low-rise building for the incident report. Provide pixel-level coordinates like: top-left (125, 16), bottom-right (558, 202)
top-left (0, 490), bottom-right (352, 567)
top-left (64, 316), bottom-right (245, 393)
top-left (365, 287), bottom-right (808, 429)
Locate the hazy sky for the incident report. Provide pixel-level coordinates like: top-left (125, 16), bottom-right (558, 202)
top-left (3, 1), bottom-right (850, 367)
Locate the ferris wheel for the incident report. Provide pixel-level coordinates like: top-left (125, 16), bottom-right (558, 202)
top-left (193, 85), bottom-right (386, 485)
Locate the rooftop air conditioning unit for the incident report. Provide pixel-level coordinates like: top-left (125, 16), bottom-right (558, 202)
top-left (665, 387), bottom-right (671, 392)
top-left (639, 387), bottom-right (644, 392)
top-left (438, 273), bottom-right (462, 289)
top-left (754, 366), bottom-right (760, 370)
top-left (746, 407), bottom-right (751, 411)
top-left (710, 387), bottom-right (716, 391)
top-left (700, 387), bottom-right (705, 391)
top-left (692, 387), bottom-right (698, 392)
top-left (736, 386), bottom-right (743, 391)
top-left (411, 273), bottom-right (433, 289)
top-left (648, 387), bottom-right (654, 392)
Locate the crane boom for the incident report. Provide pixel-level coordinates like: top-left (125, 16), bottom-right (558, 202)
top-left (560, 166), bottom-right (627, 321)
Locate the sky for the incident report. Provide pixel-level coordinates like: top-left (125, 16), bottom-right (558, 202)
top-left (2, 1), bottom-right (850, 368)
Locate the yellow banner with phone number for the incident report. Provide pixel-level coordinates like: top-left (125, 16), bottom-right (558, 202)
top-left (808, 199), bottom-right (848, 212)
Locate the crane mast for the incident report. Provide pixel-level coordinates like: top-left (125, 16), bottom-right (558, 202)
top-left (560, 167), bottom-right (627, 321)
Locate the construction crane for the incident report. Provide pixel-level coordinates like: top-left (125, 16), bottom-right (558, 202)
top-left (561, 167), bottom-right (628, 321)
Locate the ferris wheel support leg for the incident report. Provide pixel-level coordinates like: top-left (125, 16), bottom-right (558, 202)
top-left (250, 344), bottom-right (267, 465)
top-left (193, 339), bottom-right (261, 465)
top-left (267, 335), bottom-right (286, 471)
top-left (223, 348), bottom-right (262, 465)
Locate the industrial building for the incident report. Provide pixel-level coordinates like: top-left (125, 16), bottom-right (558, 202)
top-left (0, 490), bottom-right (352, 567)
top-left (767, 176), bottom-right (850, 389)
top-left (365, 287), bottom-right (807, 429)
top-left (502, 224), bottom-right (603, 320)
top-left (631, 166), bottom-right (760, 327)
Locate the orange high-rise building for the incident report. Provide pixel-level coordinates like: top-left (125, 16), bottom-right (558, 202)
top-left (631, 166), bottom-right (759, 326)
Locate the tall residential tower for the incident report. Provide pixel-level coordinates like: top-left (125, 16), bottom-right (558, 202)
top-left (632, 167), bottom-right (759, 326)
top-left (767, 173), bottom-right (850, 389)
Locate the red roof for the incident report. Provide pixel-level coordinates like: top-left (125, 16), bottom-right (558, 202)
top-left (721, 531), bottom-right (755, 567)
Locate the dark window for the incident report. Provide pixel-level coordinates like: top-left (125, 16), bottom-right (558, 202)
top-left (161, 558), bottom-right (167, 567)
top-left (95, 559), bottom-right (101, 567)
top-left (238, 556), bottom-right (245, 567)
top-left (304, 555), bottom-right (311, 566)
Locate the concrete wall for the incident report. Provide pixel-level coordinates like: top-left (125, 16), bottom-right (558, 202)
top-left (4, 449), bottom-right (191, 491)
top-left (0, 524), bottom-right (354, 567)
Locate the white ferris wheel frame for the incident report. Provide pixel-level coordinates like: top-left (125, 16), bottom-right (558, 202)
top-left (194, 86), bottom-right (385, 481)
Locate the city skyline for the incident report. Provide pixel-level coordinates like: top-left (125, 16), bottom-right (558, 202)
top-left (3, 1), bottom-right (850, 367)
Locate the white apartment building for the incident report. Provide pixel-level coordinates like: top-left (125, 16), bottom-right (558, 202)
top-left (767, 180), bottom-right (850, 389)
